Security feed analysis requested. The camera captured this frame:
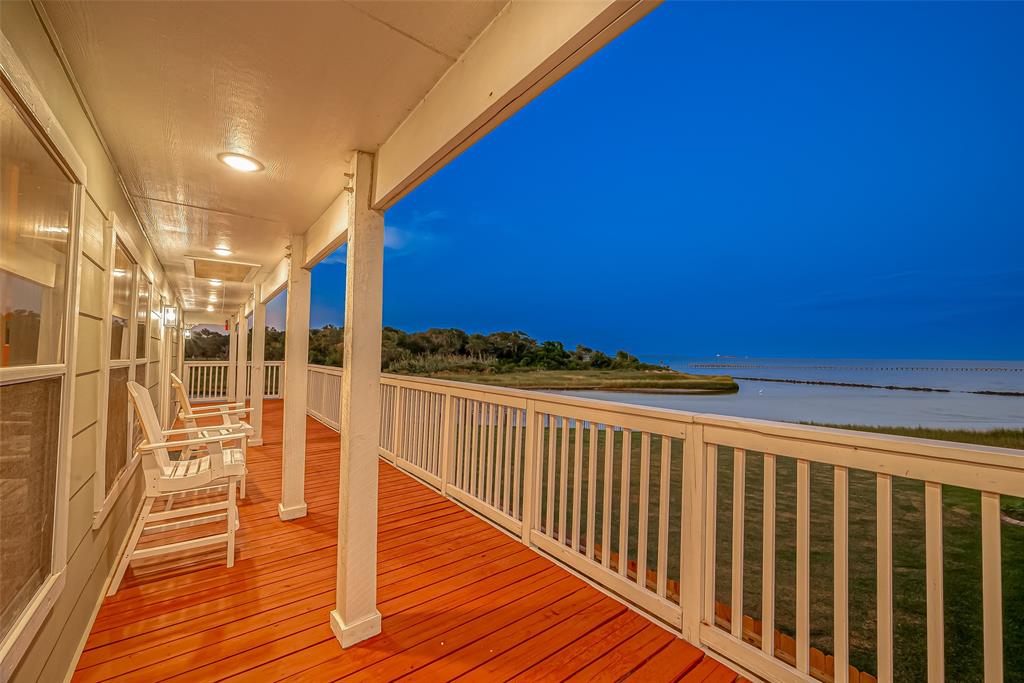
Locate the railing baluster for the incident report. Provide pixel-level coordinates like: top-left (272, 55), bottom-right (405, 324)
top-left (488, 403), bottom-right (497, 504)
top-left (877, 473), bottom-right (894, 683)
top-left (503, 406), bottom-right (513, 515)
top-left (545, 415), bottom-right (555, 536)
top-left (520, 400), bottom-right (537, 542)
top-left (656, 435), bottom-right (670, 597)
top-left (619, 429), bottom-right (632, 578)
top-left (834, 465), bottom-right (849, 683)
top-left (731, 448), bottom-right (746, 638)
top-left (762, 453), bottom-right (776, 656)
top-left (512, 408), bottom-right (523, 520)
top-left (703, 443), bottom-right (718, 625)
top-left (602, 425), bottom-right (613, 569)
top-left (470, 400), bottom-right (480, 498)
top-left (572, 419), bottom-right (584, 552)
top-left (587, 423), bottom-right (598, 562)
top-left (925, 481), bottom-right (944, 682)
top-left (559, 417), bottom-right (569, 544)
top-left (981, 491), bottom-right (1003, 683)
top-left (796, 458), bottom-right (810, 673)
top-left (637, 432), bottom-right (651, 588)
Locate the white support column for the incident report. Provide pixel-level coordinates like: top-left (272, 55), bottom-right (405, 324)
top-left (227, 315), bottom-right (237, 402)
top-left (250, 290), bottom-right (266, 446)
top-left (331, 151), bottom-right (384, 648)
top-left (280, 235), bottom-right (311, 520)
top-left (235, 303), bottom-right (248, 403)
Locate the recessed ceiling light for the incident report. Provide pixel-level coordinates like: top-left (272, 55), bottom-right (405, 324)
top-left (112, 269), bottom-right (127, 278)
top-left (218, 152), bottom-right (264, 173)
top-left (209, 279), bottom-right (223, 286)
top-left (212, 247), bottom-right (233, 257)
top-left (206, 304), bottom-right (215, 312)
top-left (208, 295), bottom-right (218, 302)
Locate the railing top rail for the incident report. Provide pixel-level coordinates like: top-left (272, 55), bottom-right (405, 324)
top-left (380, 372), bottom-right (1024, 472)
top-left (308, 364), bottom-right (344, 376)
top-left (185, 359), bottom-right (284, 365)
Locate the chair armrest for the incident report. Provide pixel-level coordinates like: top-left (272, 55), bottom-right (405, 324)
top-left (138, 432), bottom-right (241, 451)
top-left (181, 407), bottom-right (252, 419)
top-left (186, 402), bottom-right (246, 414)
top-left (162, 424), bottom-right (248, 437)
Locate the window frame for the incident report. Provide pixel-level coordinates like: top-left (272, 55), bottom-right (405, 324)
top-left (0, 37), bottom-right (87, 677)
top-left (93, 221), bottom-right (155, 528)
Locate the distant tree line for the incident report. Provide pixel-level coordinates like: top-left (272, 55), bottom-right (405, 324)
top-left (186, 325), bottom-right (660, 374)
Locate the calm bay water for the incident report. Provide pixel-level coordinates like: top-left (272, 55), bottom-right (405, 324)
top-left (562, 358), bottom-right (1024, 429)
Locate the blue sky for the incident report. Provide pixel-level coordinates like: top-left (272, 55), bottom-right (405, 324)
top-left (269, 1), bottom-right (1024, 360)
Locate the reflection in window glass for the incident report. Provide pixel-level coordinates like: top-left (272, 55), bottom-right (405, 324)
top-left (0, 377), bottom-right (61, 641)
top-left (109, 243), bottom-right (133, 360)
top-left (1, 89), bottom-right (73, 367)
top-left (135, 279), bottom-right (149, 358)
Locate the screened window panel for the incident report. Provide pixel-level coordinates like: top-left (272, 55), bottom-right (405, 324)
top-left (0, 377), bottom-right (61, 642)
top-left (104, 367), bottom-right (129, 493)
top-left (0, 88), bottom-right (74, 368)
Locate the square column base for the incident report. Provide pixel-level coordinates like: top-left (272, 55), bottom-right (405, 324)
top-left (278, 502), bottom-right (308, 520)
top-left (330, 608), bottom-right (381, 648)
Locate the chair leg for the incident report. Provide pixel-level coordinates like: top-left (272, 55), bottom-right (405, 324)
top-left (164, 492), bottom-right (175, 511)
top-left (108, 497), bottom-right (155, 596)
top-left (226, 476), bottom-right (237, 568)
top-left (240, 472), bottom-right (246, 499)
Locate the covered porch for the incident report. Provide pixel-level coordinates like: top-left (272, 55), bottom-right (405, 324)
top-left (3, 1), bottom-right (1023, 681)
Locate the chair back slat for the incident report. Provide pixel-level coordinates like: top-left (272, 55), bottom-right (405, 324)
top-left (169, 372), bottom-right (193, 416)
top-left (127, 381), bottom-right (174, 473)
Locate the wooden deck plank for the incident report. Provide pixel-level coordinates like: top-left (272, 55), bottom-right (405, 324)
top-left (71, 399), bottom-right (733, 682)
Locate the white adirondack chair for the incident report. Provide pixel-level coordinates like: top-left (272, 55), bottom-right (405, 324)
top-left (108, 382), bottom-right (246, 595)
top-left (170, 371), bottom-right (252, 498)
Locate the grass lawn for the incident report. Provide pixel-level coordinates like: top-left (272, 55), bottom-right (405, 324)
top-left (423, 368), bottom-right (738, 393)
top-left (529, 424), bottom-right (1023, 683)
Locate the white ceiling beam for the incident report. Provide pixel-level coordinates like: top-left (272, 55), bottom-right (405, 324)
top-left (371, 0), bottom-right (659, 209)
top-left (259, 256), bottom-right (290, 304)
top-left (302, 174), bottom-right (354, 269)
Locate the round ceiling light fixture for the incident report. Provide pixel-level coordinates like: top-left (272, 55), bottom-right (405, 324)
top-left (206, 304), bottom-right (215, 312)
top-left (209, 278), bottom-right (223, 286)
top-left (212, 246), bottom-right (233, 257)
top-left (218, 152), bottom-right (264, 173)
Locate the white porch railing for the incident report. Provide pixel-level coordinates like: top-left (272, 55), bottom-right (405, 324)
top-left (307, 364), bottom-right (343, 430)
top-left (175, 361), bottom-right (1023, 682)
top-left (376, 374), bottom-right (1021, 683)
top-left (183, 360), bottom-right (283, 401)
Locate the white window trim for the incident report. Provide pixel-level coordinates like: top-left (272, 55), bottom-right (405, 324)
top-left (93, 223), bottom-right (145, 529)
top-left (0, 29), bottom-right (85, 673)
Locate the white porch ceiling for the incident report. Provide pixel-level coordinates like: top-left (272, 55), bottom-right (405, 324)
top-left (40, 0), bottom-right (507, 315)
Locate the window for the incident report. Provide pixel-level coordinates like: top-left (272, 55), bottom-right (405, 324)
top-left (0, 84), bottom-right (76, 655)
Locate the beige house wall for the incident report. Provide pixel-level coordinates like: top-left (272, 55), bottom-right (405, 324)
top-left (2, 3), bottom-right (174, 680)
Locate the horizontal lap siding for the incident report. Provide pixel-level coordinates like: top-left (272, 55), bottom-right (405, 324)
top-left (3, 6), bottom-right (160, 675)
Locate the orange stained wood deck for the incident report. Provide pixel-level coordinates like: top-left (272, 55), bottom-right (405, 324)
top-left (72, 400), bottom-right (738, 682)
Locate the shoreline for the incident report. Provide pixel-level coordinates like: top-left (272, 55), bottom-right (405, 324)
top-left (732, 375), bottom-right (1024, 397)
